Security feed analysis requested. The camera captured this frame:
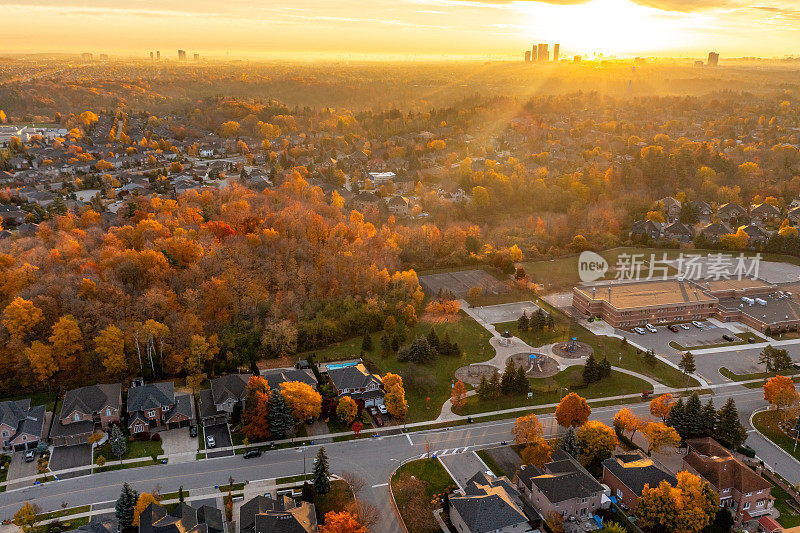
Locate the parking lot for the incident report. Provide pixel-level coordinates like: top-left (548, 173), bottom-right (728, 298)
top-left (420, 269), bottom-right (506, 298)
top-left (617, 321), bottom-right (741, 355)
top-left (203, 424), bottom-right (233, 458)
top-left (48, 443), bottom-right (92, 476)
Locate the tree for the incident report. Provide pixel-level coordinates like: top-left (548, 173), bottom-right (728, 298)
top-left (642, 422), bottom-right (681, 453)
top-left (515, 365), bottom-right (530, 395)
top-left (600, 523), bottom-right (627, 533)
top-left (679, 352), bottom-right (696, 385)
top-left (13, 503), bottom-right (38, 532)
top-left (760, 345), bottom-right (792, 373)
top-left (336, 395), bottom-right (358, 425)
top-left (555, 392), bottom-right (591, 428)
top-left (683, 393), bottom-right (705, 438)
top-left (383, 372), bottom-right (407, 419)
top-left (500, 358), bottom-right (518, 394)
top-left (577, 421), bottom-right (617, 470)
top-left (488, 371), bottom-right (501, 399)
top-left (116, 482), bottom-right (139, 529)
top-left (281, 381), bottom-right (322, 421)
top-left (649, 393), bottom-right (675, 422)
top-left (643, 349), bottom-right (657, 367)
top-left (313, 447), bottom-right (331, 494)
top-left (545, 511), bottom-right (565, 533)
top-left (559, 427), bottom-right (580, 458)
top-left (716, 398), bottom-right (748, 449)
top-left (582, 353), bottom-right (599, 385)
top-left (360, 332), bottom-right (373, 352)
top-left (133, 493), bottom-right (159, 526)
top-left (426, 328), bottom-right (440, 352)
top-left (636, 471), bottom-right (718, 533)
top-left (25, 341), bottom-right (57, 383)
top-left (701, 398), bottom-right (717, 436)
top-left (110, 424), bottom-right (127, 459)
top-left (243, 376), bottom-right (271, 439)
top-left (613, 408), bottom-right (642, 439)
top-left (351, 420), bottom-right (363, 437)
top-left (397, 336), bottom-right (436, 364)
top-left (450, 380), bottom-right (467, 413)
top-left (521, 438), bottom-right (552, 467)
top-left (517, 313), bottom-right (529, 331)
top-left (319, 511), bottom-right (367, 533)
top-left (763, 375), bottom-right (799, 416)
top-left (513, 414), bottom-right (543, 445)
top-left (49, 314), bottom-right (83, 371)
top-left (477, 375), bottom-right (491, 401)
top-left (3, 296), bottom-right (44, 339)
top-left (96, 325), bottom-right (127, 377)
top-left (267, 389), bottom-right (294, 440)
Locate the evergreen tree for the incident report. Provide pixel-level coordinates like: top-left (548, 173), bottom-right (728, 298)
top-left (559, 427), bottom-right (580, 458)
top-left (477, 375), bottom-right (491, 401)
top-left (599, 357), bottom-right (612, 379)
top-left (701, 398), bottom-right (717, 437)
top-left (501, 358), bottom-right (517, 395)
top-left (684, 393), bottom-right (704, 438)
top-left (515, 365), bottom-right (530, 395)
top-left (380, 334), bottom-right (391, 354)
top-left (391, 335), bottom-right (400, 352)
top-left (716, 398), bottom-right (748, 449)
top-left (313, 447), bottom-right (331, 494)
top-left (267, 389), bottom-right (294, 440)
top-left (110, 424), bottom-right (127, 459)
top-left (488, 371), bottom-right (501, 399)
top-left (361, 332), bottom-right (373, 352)
top-left (115, 482), bottom-right (138, 530)
top-left (545, 314), bottom-right (555, 329)
top-left (532, 309), bottom-right (546, 332)
top-left (643, 349), bottom-right (657, 367)
top-left (426, 328), bottom-right (440, 353)
top-left (301, 481), bottom-right (316, 503)
top-left (441, 331), bottom-right (456, 356)
top-left (450, 341), bottom-right (461, 357)
top-left (666, 398), bottom-right (687, 440)
top-left (582, 353), bottom-right (599, 384)
top-left (679, 352), bottom-right (696, 386)
top-left (517, 313), bottom-right (529, 331)
top-left (178, 486), bottom-right (185, 503)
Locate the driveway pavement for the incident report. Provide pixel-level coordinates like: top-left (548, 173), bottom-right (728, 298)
top-left (48, 443), bottom-right (92, 478)
top-left (306, 420), bottom-right (332, 444)
top-left (438, 451), bottom-right (489, 489)
top-left (160, 428), bottom-right (197, 462)
top-left (484, 445), bottom-right (522, 479)
top-left (6, 451), bottom-right (39, 490)
top-left (203, 424), bottom-right (233, 458)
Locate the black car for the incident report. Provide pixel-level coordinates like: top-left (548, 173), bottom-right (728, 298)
top-left (722, 334), bottom-right (736, 342)
top-left (189, 425), bottom-right (198, 438)
top-left (668, 325), bottom-right (679, 332)
top-left (243, 449), bottom-right (262, 459)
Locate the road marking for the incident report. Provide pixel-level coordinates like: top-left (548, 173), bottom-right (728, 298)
top-left (371, 482), bottom-right (388, 488)
top-left (406, 434), bottom-right (413, 445)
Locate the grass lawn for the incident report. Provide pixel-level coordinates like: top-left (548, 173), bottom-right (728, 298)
top-left (314, 480), bottom-right (355, 524)
top-left (393, 458), bottom-right (455, 501)
top-left (96, 438), bottom-right (164, 462)
top-left (752, 410), bottom-right (800, 461)
top-left (496, 299), bottom-right (696, 389)
top-left (301, 311), bottom-right (494, 422)
top-left (770, 479), bottom-right (800, 528)
top-left (37, 505), bottom-right (91, 521)
top-left (95, 459), bottom-right (160, 473)
top-left (476, 449), bottom-right (505, 477)
top-left (462, 367), bottom-right (651, 415)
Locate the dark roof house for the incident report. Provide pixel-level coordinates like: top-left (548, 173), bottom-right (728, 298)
top-left (139, 502), bottom-right (225, 533)
top-left (239, 495), bottom-right (317, 533)
top-left (449, 472), bottom-right (531, 533)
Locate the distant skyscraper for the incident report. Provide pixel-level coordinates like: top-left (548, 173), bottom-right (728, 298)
top-left (531, 45), bottom-right (537, 62)
top-left (193, 53), bottom-right (200, 61)
top-left (178, 49), bottom-right (187, 61)
top-left (81, 53), bottom-right (93, 61)
top-left (574, 55), bottom-right (581, 63)
top-left (524, 51), bottom-right (531, 63)
top-left (537, 44), bottom-right (548, 62)
top-left (707, 52), bottom-right (719, 66)
top-left (156, 51), bottom-right (161, 60)
top-left (99, 54), bottom-right (108, 61)
top-left (149, 51), bottom-right (154, 60)
top-left (553, 44), bottom-right (559, 63)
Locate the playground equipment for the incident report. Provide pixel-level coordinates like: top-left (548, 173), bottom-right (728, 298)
top-left (566, 337), bottom-right (578, 353)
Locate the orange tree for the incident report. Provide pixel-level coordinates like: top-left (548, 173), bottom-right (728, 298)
top-left (555, 392), bottom-right (591, 428)
top-left (649, 393), bottom-right (675, 422)
top-left (763, 375), bottom-right (799, 419)
top-left (281, 381), bottom-right (322, 421)
top-left (636, 471), bottom-right (718, 533)
top-left (577, 421), bottom-right (617, 472)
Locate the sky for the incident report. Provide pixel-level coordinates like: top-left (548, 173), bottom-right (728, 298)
top-left (3, 0), bottom-right (800, 60)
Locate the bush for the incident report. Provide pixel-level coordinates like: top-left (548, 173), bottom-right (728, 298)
top-left (151, 433), bottom-right (161, 442)
top-left (737, 445), bottom-right (756, 458)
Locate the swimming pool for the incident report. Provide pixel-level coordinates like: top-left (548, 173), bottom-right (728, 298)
top-left (326, 362), bottom-right (358, 370)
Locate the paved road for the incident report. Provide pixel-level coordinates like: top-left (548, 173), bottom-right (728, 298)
top-left (1, 383), bottom-right (791, 531)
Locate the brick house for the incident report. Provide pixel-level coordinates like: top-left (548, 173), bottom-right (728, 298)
top-left (0, 399), bottom-right (46, 452)
top-left (717, 203), bottom-right (749, 225)
top-left (449, 472), bottom-right (532, 533)
top-left (51, 383), bottom-right (122, 446)
top-left (127, 381), bottom-right (194, 434)
top-left (749, 203), bottom-right (781, 226)
top-left (516, 450), bottom-right (605, 532)
top-left (683, 438), bottom-right (774, 524)
top-left (601, 452), bottom-right (677, 512)
top-left (326, 363), bottom-right (384, 408)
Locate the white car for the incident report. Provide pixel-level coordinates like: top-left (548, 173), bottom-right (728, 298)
top-left (645, 324), bottom-right (657, 333)
top-left (378, 404), bottom-right (388, 415)
top-left (633, 327), bottom-right (646, 335)
top-left (206, 435), bottom-right (216, 448)
top-left (691, 321), bottom-right (703, 329)
top-left (680, 324), bottom-right (690, 330)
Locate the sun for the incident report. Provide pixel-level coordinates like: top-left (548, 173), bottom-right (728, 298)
top-left (519, 0), bottom-right (696, 56)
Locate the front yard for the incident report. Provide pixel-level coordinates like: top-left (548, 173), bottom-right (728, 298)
top-left (96, 436), bottom-right (164, 463)
top-left (752, 410), bottom-right (800, 461)
top-left (391, 458), bottom-right (456, 533)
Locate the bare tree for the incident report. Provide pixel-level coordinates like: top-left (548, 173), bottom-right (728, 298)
top-left (348, 500), bottom-right (380, 528)
top-left (339, 470), bottom-right (366, 494)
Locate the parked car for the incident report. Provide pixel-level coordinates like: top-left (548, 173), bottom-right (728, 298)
top-left (691, 321), bottom-right (703, 329)
top-left (24, 450), bottom-right (35, 463)
top-left (374, 416), bottom-right (384, 427)
top-left (243, 449), bottom-right (262, 459)
top-left (206, 435), bottom-right (216, 448)
top-left (680, 324), bottom-right (690, 330)
top-left (368, 406), bottom-right (377, 416)
top-left (748, 337), bottom-right (756, 343)
top-left (378, 404), bottom-right (388, 415)
top-left (722, 334), bottom-right (736, 342)
top-left (645, 324), bottom-right (657, 333)
top-left (633, 327), bottom-right (646, 335)
top-left (189, 425), bottom-right (197, 438)
top-left (669, 325), bottom-right (679, 332)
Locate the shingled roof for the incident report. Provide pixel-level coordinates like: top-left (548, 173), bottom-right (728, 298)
top-left (239, 495), bottom-right (317, 533)
top-left (684, 438), bottom-right (771, 494)
top-left (127, 382), bottom-right (175, 412)
top-left (327, 364), bottom-right (382, 391)
top-left (518, 450), bottom-right (604, 504)
top-left (450, 472), bottom-right (529, 533)
top-left (603, 452), bottom-right (677, 494)
top-left (60, 383), bottom-right (121, 419)
top-left (210, 374), bottom-right (249, 405)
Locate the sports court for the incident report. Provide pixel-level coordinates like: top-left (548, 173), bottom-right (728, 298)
top-left (419, 269), bottom-right (507, 298)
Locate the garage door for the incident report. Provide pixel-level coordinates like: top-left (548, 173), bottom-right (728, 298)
top-left (168, 422), bottom-right (180, 430)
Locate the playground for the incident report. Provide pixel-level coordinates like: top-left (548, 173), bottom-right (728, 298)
top-left (552, 338), bottom-right (593, 359)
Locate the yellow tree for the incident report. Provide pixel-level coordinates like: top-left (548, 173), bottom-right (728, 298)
top-left (613, 408), bottom-right (642, 439)
top-left (577, 421), bottom-right (617, 469)
top-left (133, 493), bottom-right (159, 526)
top-left (13, 503), bottom-right (39, 532)
top-left (636, 472), bottom-right (718, 533)
top-left (450, 380), bottom-right (467, 413)
top-left (95, 325), bottom-right (127, 377)
top-left (383, 373), bottom-right (407, 419)
top-left (512, 414), bottom-right (543, 445)
top-left (642, 422), bottom-right (681, 454)
top-left (281, 381), bottom-right (322, 421)
top-left (336, 396), bottom-right (358, 425)
top-left (3, 297), bottom-right (43, 339)
top-left (49, 314), bottom-right (83, 371)
top-left (25, 341), bottom-right (57, 383)
top-left (521, 438), bottom-right (552, 467)
top-left (763, 375), bottom-right (799, 418)
top-left (649, 393), bottom-right (675, 422)
top-left (555, 392), bottom-right (591, 428)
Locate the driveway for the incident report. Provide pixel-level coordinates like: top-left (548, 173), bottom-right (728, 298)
top-left (306, 420), bottom-right (332, 444)
top-left (484, 445), bottom-right (522, 479)
top-left (160, 428), bottom-right (197, 463)
top-left (48, 443), bottom-right (92, 478)
top-left (439, 451), bottom-right (489, 489)
top-left (6, 451), bottom-right (39, 489)
top-left (203, 424), bottom-right (233, 458)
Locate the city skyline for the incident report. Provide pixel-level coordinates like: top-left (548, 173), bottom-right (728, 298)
top-left (3, 0), bottom-right (800, 59)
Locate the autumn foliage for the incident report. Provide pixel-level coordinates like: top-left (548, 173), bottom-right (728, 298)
top-left (555, 392), bottom-right (591, 428)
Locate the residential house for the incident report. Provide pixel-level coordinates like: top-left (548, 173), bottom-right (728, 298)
top-left (682, 438), bottom-right (773, 524)
top-left (387, 195), bottom-right (410, 216)
top-left (261, 368), bottom-right (318, 392)
top-left (737, 224), bottom-right (770, 247)
top-left (629, 220), bottom-right (662, 241)
top-left (198, 374), bottom-right (250, 427)
top-left (689, 200), bottom-right (713, 224)
top-left (0, 399), bottom-right (46, 451)
top-left (351, 191), bottom-right (383, 212)
top-left (601, 452), bottom-right (677, 512)
top-left (449, 472), bottom-right (533, 533)
top-left (516, 450), bottom-right (605, 532)
top-left (788, 206), bottom-right (800, 225)
top-left (51, 383), bottom-right (122, 446)
top-left (662, 221), bottom-right (693, 243)
top-left (239, 495), bottom-right (317, 533)
top-left (700, 222), bottom-right (733, 243)
top-left (127, 381), bottom-right (194, 434)
top-left (326, 363), bottom-right (384, 408)
top-left (717, 203), bottom-right (748, 225)
top-left (138, 502), bottom-right (225, 533)
top-left (658, 197), bottom-right (682, 222)
top-left (750, 203), bottom-right (781, 226)
top-left (0, 205), bottom-right (27, 225)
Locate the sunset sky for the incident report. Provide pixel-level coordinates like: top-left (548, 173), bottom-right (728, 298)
top-left (4, 0), bottom-right (800, 60)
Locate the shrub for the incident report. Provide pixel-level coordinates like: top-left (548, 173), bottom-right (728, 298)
top-left (151, 433), bottom-right (161, 442)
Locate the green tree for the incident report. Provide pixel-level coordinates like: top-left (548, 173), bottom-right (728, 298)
top-left (267, 389), bottom-right (294, 440)
top-left (488, 371), bottom-right (501, 399)
top-left (515, 365), bottom-right (530, 394)
top-left (380, 334), bottom-right (391, 354)
top-left (679, 351), bottom-right (696, 387)
top-left (426, 328), bottom-right (440, 352)
top-left (361, 332), bottom-right (373, 352)
top-left (701, 398), bottom-right (717, 437)
top-left (517, 313), bottom-right (529, 331)
top-left (559, 427), bottom-right (579, 458)
top-left (684, 393), bottom-right (704, 439)
top-left (313, 447), bottom-right (331, 494)
top-left (500, 358), bottom-right (518, 395)
top-left (598, 357), bottom-right (612, 379)
top-left (716, 398), bottom-right (748, 449)
top-left (477, 375), bottom-right (491, 401)
top-left (643, 349), bottom-right (657, 367)
top-left (760, 345), bottom-right (792, 373)
top-left (13, 503), bottom-right (38, 532)
top-left (116, 482), bottom-right (139, 529)
top-left (582, 353), bottom-right (599, 384)
top-left (110, 424), bottom-right (127, 459)
top-left (666, 398), bottom-right (687, 440)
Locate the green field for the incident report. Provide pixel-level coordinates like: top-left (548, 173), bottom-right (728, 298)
top-left (462, 367), bottom-right (651, 415)
top-left (302, 311), bottom-right (493, 422)
top-left (96, 438), bottom-right (163, 463)
top-left (752, 410), bottom-right (800, 461)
